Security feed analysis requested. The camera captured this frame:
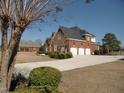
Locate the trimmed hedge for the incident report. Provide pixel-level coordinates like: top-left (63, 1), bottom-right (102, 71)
top-left (28, 67), bottom-right (61, 88)
top-left (47, 51), bottom-right (73, 59)
top-left (48, 51), bottom-right (59, 58)
top-left (58, 53), bottom-right (65, 59)
top-left (65, 52), bottom-right (73, 58)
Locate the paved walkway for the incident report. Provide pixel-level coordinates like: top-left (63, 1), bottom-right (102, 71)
top-left (14, 55), bottom-right (124, 77)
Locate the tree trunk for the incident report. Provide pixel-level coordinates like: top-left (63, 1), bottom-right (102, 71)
top-left (7, 28), bottom-right (23, 90)
top-left (0, 51), bottom-right (9, 93)
top-left (0, 17), bottom-right (8, 65)
top-left (106, 45), bottom-right (110, 55)
top-left (0, 18), bottom-right (9, 93)
top-left (0, 25), bottom-right (24, 93)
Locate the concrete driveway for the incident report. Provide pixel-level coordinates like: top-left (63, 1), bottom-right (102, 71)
top-left (14, 55), bottom-right (124, 77)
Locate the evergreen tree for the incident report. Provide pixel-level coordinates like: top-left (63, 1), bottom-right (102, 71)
top-left (102, 33), bottom-right (121, 54)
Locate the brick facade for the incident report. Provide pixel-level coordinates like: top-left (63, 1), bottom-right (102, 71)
top-left (45, 26), bottom-right (99, 55)
top-left (66, 38), bottom-right (99, 54)
top-left (19, 47), bottom-right (39, 52)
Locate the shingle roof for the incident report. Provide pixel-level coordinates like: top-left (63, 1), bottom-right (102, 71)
top-left (60, 26), bottom-right (95, 40)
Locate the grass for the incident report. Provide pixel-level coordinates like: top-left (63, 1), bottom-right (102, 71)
top-left (59, 60), bottom-right (124, 93)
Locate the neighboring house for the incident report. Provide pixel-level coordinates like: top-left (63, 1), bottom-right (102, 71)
top-left (19, 43), bottom-right (40, 52)
top-left (45, 26), bottom-right (99, 55)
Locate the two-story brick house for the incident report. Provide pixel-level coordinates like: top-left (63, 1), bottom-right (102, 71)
top-left (45, 26), bottom-right (99, 55)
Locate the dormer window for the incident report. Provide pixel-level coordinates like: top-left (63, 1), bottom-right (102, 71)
top-left (91, 37), bottom-right (96, 42)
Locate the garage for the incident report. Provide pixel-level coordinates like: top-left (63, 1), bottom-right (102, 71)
top-left (70, 47), bottom-right (78, 55)
top-left (78, 48), bottom-right (85, 55)
top-left (70, 47), bottom-right (91, 55)
top-left (85, 48), bottom-right (91, 55)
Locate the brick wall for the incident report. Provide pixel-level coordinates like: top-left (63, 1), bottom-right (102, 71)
top-left (66, 39), bottom-right (98, 53)
top-left (46, 30), bottom-right (99, 54)
top-left (19, 47), bottom-right (39, 52)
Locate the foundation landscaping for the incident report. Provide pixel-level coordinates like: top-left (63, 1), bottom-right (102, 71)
top-left (37, 51), bottom-right (73, 59)
top-left (10, 67), bottom-right (62, 93)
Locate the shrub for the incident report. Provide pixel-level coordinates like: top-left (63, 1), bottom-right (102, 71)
top-left (48, 51), bottom-right (59, 59)
top-left (48, 52), bottom-right (73, 59)
top-left (28, 67), bottom-right (61, 88)
top-left (37, 45), bottom-right (46, 55)
top-left (39, 45), bottom-right (45, 52)
top-left (58, 53), bottom-right (65, 59)
top-left (37, 51), bottom-right (45, 54)
top-left (65, 52), bottom-right (73, 58)
top-left (48, 52), bottom-right (55, 58)
top-left (94, 50), bottom-right (100, 55)
top-left (54, 52), bottom-right (59, 59)
top-left (45, 52), bottom-right (49, 55)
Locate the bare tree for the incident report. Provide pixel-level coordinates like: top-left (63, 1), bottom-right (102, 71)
top-left (0, 1), bottom-right (14, 93)
top-left (0, 0), bottom-right (93, 93)
top-left (0, 0), bottom-right (65, 93)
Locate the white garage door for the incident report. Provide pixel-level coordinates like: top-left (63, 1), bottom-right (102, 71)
top-left (70, 47), bottom-right (77, 55)
top-left (79, 48), bottom-right (85, 55)
top-left (85, 48), bottom-right (91, 55)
